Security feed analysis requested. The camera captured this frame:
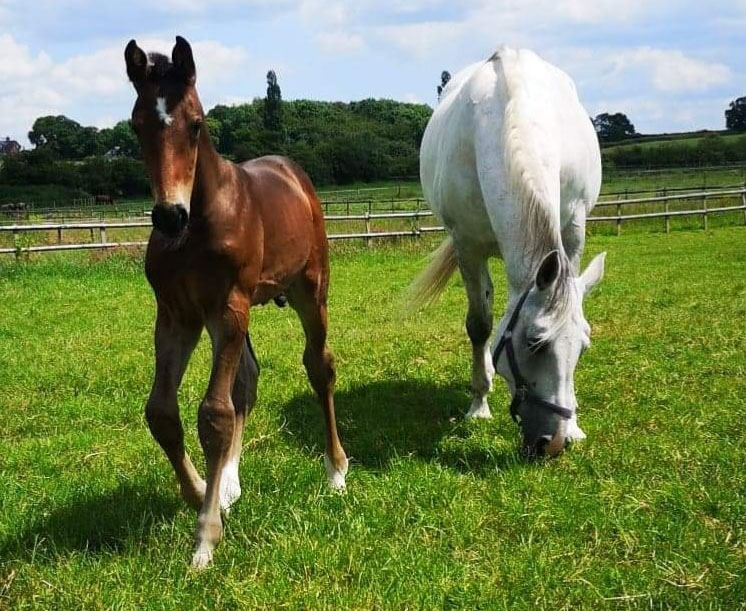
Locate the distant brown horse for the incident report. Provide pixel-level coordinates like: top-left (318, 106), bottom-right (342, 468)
top-left (125, 36), bottom-right (348, 568)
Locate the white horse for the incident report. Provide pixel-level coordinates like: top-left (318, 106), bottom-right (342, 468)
top-left (412, 47), bottom-right (605, 457)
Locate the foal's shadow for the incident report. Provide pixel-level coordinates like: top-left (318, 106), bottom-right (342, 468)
top-left (1, 480), bottom-right (181, 562)
top-left (281, 380), bottom-right (523, 474)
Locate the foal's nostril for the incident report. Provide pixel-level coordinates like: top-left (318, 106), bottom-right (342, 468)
top-left (152, 203), bottom-right (189, 236)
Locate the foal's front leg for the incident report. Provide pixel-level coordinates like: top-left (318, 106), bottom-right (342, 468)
top-left (192, 290), bottom-right (249, 569)
top-left (146, 308), bottom-right (206, 510)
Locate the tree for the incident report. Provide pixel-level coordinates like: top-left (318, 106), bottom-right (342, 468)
top-left (98, 120), bottom-right (140, 158)
top-left (592, 113), bottom-right (636, 143)
top-left (437, 70), bottom-right (451, 100)
top-left (725, 97), bottom-right (746, 132)
top-left (28, 115), bottom-right (88, 158)
top-left (264, 69), bottom-right (283, 132)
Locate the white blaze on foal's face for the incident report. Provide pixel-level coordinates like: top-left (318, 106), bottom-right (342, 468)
top-left (155, 97), bottom-right (174, 126)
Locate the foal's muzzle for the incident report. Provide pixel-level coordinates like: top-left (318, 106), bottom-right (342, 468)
top-left (152, 203), bottom-right (188, 237)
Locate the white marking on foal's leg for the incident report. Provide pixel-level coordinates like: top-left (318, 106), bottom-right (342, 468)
top-left (324, 454), bottom-right (348, 491)
top-left (566, 414), bottom-right (587, 442)
top-left (219, 458), bottom-right (241, 513)
top-left (191, 544), bottom-right (213, 570)
top-left (155, 97), bottom-right (173, 126)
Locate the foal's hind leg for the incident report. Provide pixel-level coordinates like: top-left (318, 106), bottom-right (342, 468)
top-left (458, 252), bottom-right (495, 420)
top-left (146, 308), bottom-right (206, 510)
top-left (219, 333), bottom-right (260, 513)
top-left (287, 281), bottom-right (348, 490)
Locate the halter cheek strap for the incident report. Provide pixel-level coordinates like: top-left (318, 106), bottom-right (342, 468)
top-left (492, 287), bottom-right (574, 423)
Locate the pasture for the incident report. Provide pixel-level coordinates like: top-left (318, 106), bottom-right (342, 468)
top-left (1, 228), bottom-right (745, 609)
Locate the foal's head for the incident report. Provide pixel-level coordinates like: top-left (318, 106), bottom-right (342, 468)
top-left (494, 250), bottom-right (606, 457)
top-left (125, 36), bottom-right (205, 237)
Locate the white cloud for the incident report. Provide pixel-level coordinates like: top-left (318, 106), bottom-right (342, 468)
top-left (0, 35), bottom-right (254, 144)
top-left (617, 47), bottom-right (732, 93)
top-left (316, 31), bottom-right (366, 54)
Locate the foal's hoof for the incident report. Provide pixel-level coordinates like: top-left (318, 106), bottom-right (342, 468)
top-left (465, 399), bottom-right (492, 420)
top-left (324, 454), bottom-right (348, 491)
top-left (191, 545), bottom-right (213, 570)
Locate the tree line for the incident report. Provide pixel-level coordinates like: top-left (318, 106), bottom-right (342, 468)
top-left (0, 71), bottom-right (432, 203)
top-left (2, 67), bottom-right (746, 204)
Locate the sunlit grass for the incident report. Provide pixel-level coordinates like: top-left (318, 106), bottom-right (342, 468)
top-left (0, 228), bottom-right (745, 609)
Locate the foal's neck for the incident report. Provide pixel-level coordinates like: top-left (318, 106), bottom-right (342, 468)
top-left (191, 127), bottom-right (231, 217)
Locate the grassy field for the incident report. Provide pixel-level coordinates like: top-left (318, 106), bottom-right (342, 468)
top-left (1, 227), bottom-right (745, 609)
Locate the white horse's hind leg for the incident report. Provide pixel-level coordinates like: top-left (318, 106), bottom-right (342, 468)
top-left (459, 253), bottom-right (495, 419)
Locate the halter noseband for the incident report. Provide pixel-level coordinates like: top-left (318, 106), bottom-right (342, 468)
top-left (491, 287), bottom-right (574, 425)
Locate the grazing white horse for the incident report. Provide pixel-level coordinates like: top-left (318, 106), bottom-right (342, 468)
top-left (412, 47), bottom-right (605, 457)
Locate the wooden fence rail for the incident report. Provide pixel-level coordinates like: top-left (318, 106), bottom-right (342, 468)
top-left (2, 188), bottom-right (745, 257)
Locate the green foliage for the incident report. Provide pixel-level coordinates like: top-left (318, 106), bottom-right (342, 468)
top-left (725, 96), bottom-right (746, 132)
top-left (207, 97), bottom-right (432, 184)
top-left (0, 228), bottom-right (745, 608)
top-left (28, 115), bottom-right (102, 159)
top-left (0, 149), bottom-right (149, 200)
top-left (593, 112), bottom-right (636, 143)
top-left (604, 133), bottom-right (746, 169)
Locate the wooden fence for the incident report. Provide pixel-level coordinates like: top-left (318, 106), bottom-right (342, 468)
top-left (2, 188), bottom-right (745, 257)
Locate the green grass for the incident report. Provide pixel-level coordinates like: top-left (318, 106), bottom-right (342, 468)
top-left (602, 131), bottom-right (743, 152)
top-left (1, 229), bottom-right (745, 608)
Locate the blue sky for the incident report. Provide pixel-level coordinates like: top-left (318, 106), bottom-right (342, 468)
top-left (1, 0), bottom-right (744, 145)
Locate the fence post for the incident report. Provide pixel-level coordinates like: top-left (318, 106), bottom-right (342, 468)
top-left (57, 227), bottom-right (63, 243)
top-left (12, 229), bottom-right (19, 260)
top-left (365, 211), bottom-right (371, 248)
top-left (742, 189), bottom-right (746, 226)
top-left (90, 227), bottom-right (95, 242)
top-left (100, 225), bottom-right (107, 245)
top-left (702, 194), bottom-right (708, 231)
top-left (663, 188), bottom-right (670, 234)
top-left (616, 201), bottom-right (622, 236)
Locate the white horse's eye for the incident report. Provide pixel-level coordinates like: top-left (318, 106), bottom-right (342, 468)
top-left (527, 337), bottom-right (548, 354)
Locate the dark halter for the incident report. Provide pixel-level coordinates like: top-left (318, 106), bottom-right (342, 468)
top-left (492, 287), bottom-right (574, 425)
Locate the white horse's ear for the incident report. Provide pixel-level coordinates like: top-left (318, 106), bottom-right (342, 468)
top-left (580, 252), bottom-right (606, 296)
top-left (536, 250), bottom-right (561, 292)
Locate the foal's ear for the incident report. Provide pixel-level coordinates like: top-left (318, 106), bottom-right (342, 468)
top-left (124, 39), bottom-right (148, 87)
top-left (172, 36), bottom-right (196, 84)
top-left (580, 252), bottom-right (606, 297)
top-left (535, 250), bottom-right (561, 292)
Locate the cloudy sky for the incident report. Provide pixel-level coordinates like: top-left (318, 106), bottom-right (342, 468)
top-left (1, 0), bottom-right (744, 145)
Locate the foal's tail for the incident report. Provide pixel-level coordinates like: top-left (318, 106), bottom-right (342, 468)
top-left (406, 236), bottom-right (458, 313)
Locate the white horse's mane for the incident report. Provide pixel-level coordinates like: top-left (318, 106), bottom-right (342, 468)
top-left (498, 49), bottom-right (574, 339)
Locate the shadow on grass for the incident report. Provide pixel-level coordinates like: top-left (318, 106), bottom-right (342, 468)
top-left (281, 380), bottom-right (525, 475)
top-left (1, 481), bottom-right (181, 561)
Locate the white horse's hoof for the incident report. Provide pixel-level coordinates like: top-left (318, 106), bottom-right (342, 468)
top-left (466, 399), bottom-right (492, 420)
top-left (566, 422), bottom-right (587, 442)
top-left (324, 454), bottom-right (348, 491)
top-left (191, 545), bottom-right (213, 570)
top-left (219, 460), bottom-right (241, 513)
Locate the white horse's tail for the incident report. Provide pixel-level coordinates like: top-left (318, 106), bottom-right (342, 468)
top-left (406, 236), bottom-right (458, 312)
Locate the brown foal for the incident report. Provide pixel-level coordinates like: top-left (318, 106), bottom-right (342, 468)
top-left (125, 36), bottom-right (348, 568)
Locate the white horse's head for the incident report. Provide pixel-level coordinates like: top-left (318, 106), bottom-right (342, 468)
top-left (494, 250), bottom-right (605, 457)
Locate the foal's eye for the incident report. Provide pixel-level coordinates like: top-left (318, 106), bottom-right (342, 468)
top-left (190, 119), bottom-right (203, 138)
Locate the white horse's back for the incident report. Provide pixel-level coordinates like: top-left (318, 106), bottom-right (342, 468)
top-left (420, 47), bottom-right (601, 268)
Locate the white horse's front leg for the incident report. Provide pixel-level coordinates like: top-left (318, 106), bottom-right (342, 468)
top-left (565, 413), bottom-right (587, 442)
top-left (459, 253), bottom-right (495, 420)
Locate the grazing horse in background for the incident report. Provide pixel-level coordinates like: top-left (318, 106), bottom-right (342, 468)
top-left (125, 36), bottom-right (348, 568)
top-left (411, 47), bottom-right (605, 457)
